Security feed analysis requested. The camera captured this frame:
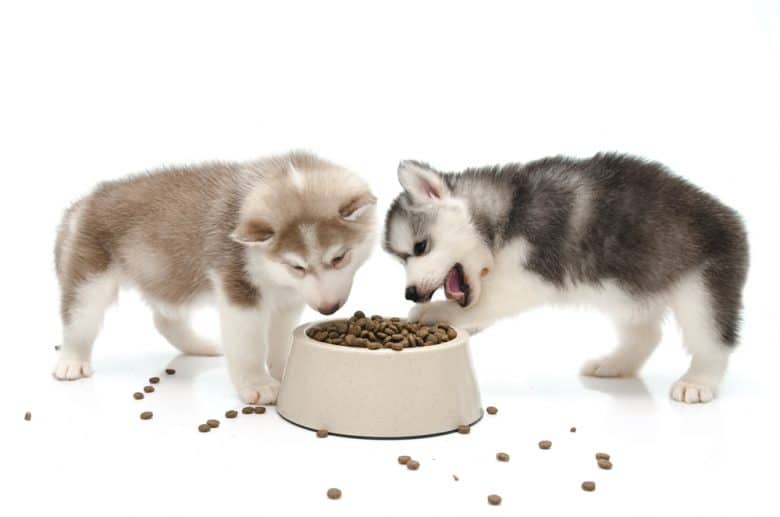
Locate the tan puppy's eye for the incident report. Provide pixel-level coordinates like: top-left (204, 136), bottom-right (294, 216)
top-left (331, 250), bottom-right (349, 267)
top-left (288, 264), bottom-right (306, 276)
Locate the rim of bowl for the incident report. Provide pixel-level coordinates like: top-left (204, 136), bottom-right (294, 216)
top-left (293, 319), bottom-right (469, 355)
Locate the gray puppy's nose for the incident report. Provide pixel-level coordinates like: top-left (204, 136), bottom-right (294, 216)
top-left (405, 286), bottom-right (419, 302)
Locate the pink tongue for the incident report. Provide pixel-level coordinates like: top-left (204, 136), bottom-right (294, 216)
top-left (445, 268), bottom-right (464, 296)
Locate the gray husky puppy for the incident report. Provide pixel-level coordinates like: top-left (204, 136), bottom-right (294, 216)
top-left (55, 151), bottom-right (377, 404)
top-left (383, 154), bottom-right (748, 403)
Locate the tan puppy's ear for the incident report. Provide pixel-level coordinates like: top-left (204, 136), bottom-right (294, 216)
top-left (231, 217), bottom-right (274, 246)
top-left (339, 192), bottom-right (377, 222)
top-left (398, 160), bottom-right (449, 204)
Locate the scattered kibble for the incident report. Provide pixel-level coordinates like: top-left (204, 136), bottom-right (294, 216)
top-left (597, 459), bottom-right (613, 470)
top-left (486, 406), bottom-right (498, 415)
top-left (24, 412), bottom-right (31, 421)
top-left (305, 311), bottom-right (458, 350)
top-left (317, 429), bottom-right (329, 438)
top-left (595, 452), bottom-right (610, 461)
top-left (582, 481), bottom-right (596, 492)
top-left (241, 407), bottom-right (254, 415)
top-left (133, 392), bottom-right (144, 400)
top-left (406, 460), bottom-right (420, 471)
top-left (254, 406), bottom-right (266, 414)
top-left (55, 345), bottom-right (60, 351)
top-left (453, 474), bottom-right (459, 481)
top-left (496, 452), bottom-right (510, 462)
top-left (326, 488), bottom-right (342, 500)
top-left (539, 440), bottom-right (552, 449)
top-left (149, 377), bottom-right (160, 384)
top-left (198, 424), bottom-right (211, 433)
top-left (140, 411), bottom-right (153, 420)
top-left (570, 426), bottom-right (577, 432)
top-left (457, 425), bottom-right (470, 434)
top-left (225, 410), bottom-right (238, 419)
top-left (165, 368), bottom-right (176, 375)
top-left (207, 419), bottom-right (220, 428)
top-left (397, 455), bottom-right (411, 465)
top-left (488, 494), bottom-right (502, 506)
top-left (143, 386), bottom-right (155, 393)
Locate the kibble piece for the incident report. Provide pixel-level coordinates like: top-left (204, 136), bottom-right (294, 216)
top-left (453, 474), bottom-right (459, 481)
top-left (391, 342), bottom-right (404, 351)
top-left (316, 429), bottom-right (329, 438)
top-left (581, 481), bottom-right (596, 492)
top-left (133, 392), bottom-right (144, 400)
top-left (457, 424), bottom-right (470, 434)
top-left (165, 368), bottom-right (176, 375)
top-left (24, 411), bottom-right (31, 421)
top-left (486, 406), bottom-right (498, 415)
top-left (570, 426), bottom-right (576, 432)
top-left (140, 411), bottom-right (153, 420)
top-left (241, 406), bottom-right (254, 414)
top-left (538, 440), bottom-right (552, 449)
top-left (55, 345), bottom-right (60, 351)
top-left (353, 310), bottom-right (365, 319)
top-left (597, 459), bottom-right (613, 470)
top-left (149, 377), bottom-right (160, 384)
top-left (143, 385), bottom-right (155, 393)
top-left (326, 488), bottom-right (342, 500)
top-left (595, 452), bottom-right (610, 461)
top-left (496, 452), bottom-right (510, 462)
top-left (397, 455), bottom-right (411, 465)
top-left (406, 460), bottom-right (420, 470)
top-left (487, 494), bottom-right (502, 506)
top-left (207, 419), bottom-right (220, 428)
top-left (225, 410), bottom-right (238, 418)
top-left (254, 406), bottom-right (266, 414)
top-left (198, 423), bottom-right (211, 433)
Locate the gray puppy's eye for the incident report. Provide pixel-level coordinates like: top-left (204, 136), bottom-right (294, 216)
top-left (413, 239), bottom-right (428, 256)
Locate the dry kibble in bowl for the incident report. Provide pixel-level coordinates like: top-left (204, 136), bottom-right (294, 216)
top-left (305, 311), bottom-right (458, 350)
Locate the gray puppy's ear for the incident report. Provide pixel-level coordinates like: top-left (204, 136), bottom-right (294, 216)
top-left (231, 217), bottom-right (274, 246)
top-left (397, 160), bottom-right (450, 204)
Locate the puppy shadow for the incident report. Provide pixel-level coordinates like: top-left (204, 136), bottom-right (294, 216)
top-left (579, 375), bottom-right (652, 399)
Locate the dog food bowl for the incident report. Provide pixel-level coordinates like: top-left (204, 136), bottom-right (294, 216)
top-left (276, 320), bottom-right (483, 439)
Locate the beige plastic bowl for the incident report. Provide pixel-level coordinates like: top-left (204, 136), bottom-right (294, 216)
top-left (276, 320), bottom-right (483, 439)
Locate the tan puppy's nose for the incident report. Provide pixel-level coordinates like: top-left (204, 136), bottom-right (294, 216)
top-left (318, 302), bottom-right (341, 315)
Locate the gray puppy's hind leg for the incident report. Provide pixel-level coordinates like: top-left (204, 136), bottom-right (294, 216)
top-left (669, 267), bottom-right (743, 403)
top-left (581, 309), bottom-right (664, 378)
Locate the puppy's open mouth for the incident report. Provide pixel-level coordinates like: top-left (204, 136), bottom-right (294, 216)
top-left (443, 263), bottom-right (470, 307)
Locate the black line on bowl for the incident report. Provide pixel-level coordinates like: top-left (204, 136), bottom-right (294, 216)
top-left (275, 408), bottom-right (484, 440)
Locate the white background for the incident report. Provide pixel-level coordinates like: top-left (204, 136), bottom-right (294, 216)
top-left (2, 1), bottom-right (779, 516)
